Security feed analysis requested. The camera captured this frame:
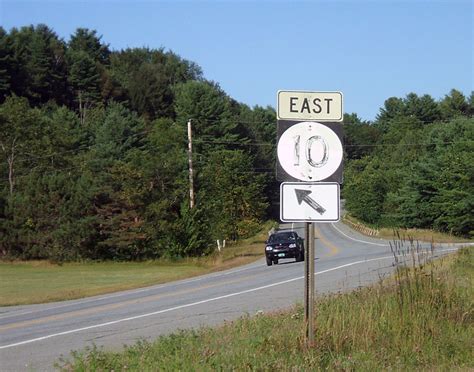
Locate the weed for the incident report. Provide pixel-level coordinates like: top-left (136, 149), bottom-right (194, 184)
top-left (60, 247), bottom-right (473, 370)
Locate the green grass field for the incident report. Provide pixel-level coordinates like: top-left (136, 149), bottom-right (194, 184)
top-left (0, 261), bottom-right (208, 306)
top-left (0, 221), bottom-right (275, 306)
top-left (59, 247), bottom-right (474, 371)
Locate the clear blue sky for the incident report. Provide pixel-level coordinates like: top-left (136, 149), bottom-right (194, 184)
top-left (1, 0), bottom-right (472, 121)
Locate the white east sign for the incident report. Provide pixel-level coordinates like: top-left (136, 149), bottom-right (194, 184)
top-left (280, 182), bottom-right (340, 222)
top-left (277, 91), bottom-right (343, 122)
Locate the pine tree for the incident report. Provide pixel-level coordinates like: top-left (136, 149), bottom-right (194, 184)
top-left (67, 50), bottom-right (101, 125)
top-left (0, 27), bottom-right (12, 101)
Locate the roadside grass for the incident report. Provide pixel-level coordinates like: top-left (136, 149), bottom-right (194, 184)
top-left (0, 221), bottom-right (276, 306)
top-left (59, 247), bottom-right (473, 371)
top-left (343, 213), bottom-right (472, 243)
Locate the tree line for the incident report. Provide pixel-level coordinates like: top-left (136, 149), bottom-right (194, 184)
top-left (0, 25), bottom-right (472, 261)
top-left (343, 91), bottom-right (473, 238)
top-left (0, 25), bottom-right (277, 261)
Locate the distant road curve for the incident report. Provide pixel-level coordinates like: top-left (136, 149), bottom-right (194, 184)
top-left (0, 220), bottom-right (468, 371)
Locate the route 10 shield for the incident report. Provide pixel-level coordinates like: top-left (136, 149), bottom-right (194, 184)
top-left (276, 120), bottom-right (343, 183)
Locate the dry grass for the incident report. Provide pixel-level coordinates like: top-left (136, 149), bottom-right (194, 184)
top-left (0, 221), bottom-right (276, 306)
top-left (343, 213), bottom-right (472, 243)
top-left (59, 247), bottom-right (474, 371)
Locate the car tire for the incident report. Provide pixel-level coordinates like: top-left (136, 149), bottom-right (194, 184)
top-left (297, 249), bottom-right (306, 262)
top-left (296, 250), bottom-right (303, 262)
top-left (273, 259), bottom-right (279, 265)
top-left (266, 257), bottom-right (272, 266)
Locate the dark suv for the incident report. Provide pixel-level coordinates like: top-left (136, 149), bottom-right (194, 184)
top-left (265, 231), bottom-right (304, 266)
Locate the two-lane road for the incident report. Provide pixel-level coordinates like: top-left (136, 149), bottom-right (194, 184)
top-left (0, 221), bottom-right (464, 371)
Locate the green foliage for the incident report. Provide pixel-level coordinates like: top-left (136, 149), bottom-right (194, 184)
top-left (67, 50), bottom-right (101, 102)
top-left (128, 62), bottom-right (174, 120)
top-left (8, 172), bottom-right (98, 261)
top-left (174, 80), bottom-right (236, 140)
top-left (1, 23), bottom-right (470, 260)
top-left (344, 92), bottom-right (473, 237)
top-left (387, 118), bottom-right (474, 236)
top-left (375, 92), bottom-right (442, 133)
top-left (439, 89), bottom-right (470, 119)
top-left (68, 28), bottom-right (110, 65)
top-left (7, 25), bottom-right (68, 105)
top-left (343, 113), bottom-right (381, 160)
top-left (108, 47), bottom-right (202, 119)
top-left (344, 158), bottom-right (387, 224)
top-left (1, 24), bottom-right (271, 261)
top-left (0, 96), bottom-right (45, 195)
top-left (198, 149), bottom-right (269, 241)
top-left (0, 27), bottom-right (13, 100)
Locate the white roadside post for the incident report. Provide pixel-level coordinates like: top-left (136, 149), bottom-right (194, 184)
top-left (276, 90), bottom-right (344, 347)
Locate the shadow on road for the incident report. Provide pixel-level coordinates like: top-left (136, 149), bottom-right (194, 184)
top-left (273, 257), bottom-right (320, 266)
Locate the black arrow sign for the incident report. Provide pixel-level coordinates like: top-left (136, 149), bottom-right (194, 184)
top-left (295, 189), bottom-right (326, 215)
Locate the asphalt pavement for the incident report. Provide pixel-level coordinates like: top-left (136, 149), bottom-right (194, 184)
top-left (0, 220), bottom-right (466, 371)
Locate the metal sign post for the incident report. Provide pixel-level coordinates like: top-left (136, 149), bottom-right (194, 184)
top-left (304, 222), bottom-right (309, 334)
top-left (304, 222), bottom-right (315, 345)
top-left (308, 222), bottom-right (315, 346)
top-left (276, 90), bottom-right (344, 349)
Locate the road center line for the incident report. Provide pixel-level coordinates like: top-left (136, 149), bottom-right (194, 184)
top-left (0, 248), bottom-right (459, 350)
top-left (0, 272), bottom-right (265, 332)
top-left (0, 262), bottom-right (265, 321)
top-left (314, 225), bottom-right (340, 257)
top-left (0, 255), bottom-right (396, 350)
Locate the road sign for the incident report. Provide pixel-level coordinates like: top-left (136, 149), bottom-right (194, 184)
top-left (277, 90), bottom-right (344, 348)
top-left (276, 120), bottom-right (343, 183)
top-left (280, 182), bottom-right (340, 222)
top-left (277, 91), bottom-right (343, 122)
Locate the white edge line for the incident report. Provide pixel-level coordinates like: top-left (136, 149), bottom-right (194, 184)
top-left (0, 248), bottom-right (460, 350)
top-left (332, 222), bottom-right (474, 249)
top-left (331, 222), bottom-right (388, 247)
top-left (0, 255), bottom-right (404, 350)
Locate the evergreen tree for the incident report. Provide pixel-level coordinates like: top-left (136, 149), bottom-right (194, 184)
top-left (439, 89), bottom-right (469, 119)
top-left (68, 28), bottom-right (110, 65)
top-left (0, 27), bottom-right (12, 101)
top-left (140, 118), bottom-right (189, 258)
top-left (83, 103), bottom-right (149, 258)
top-left (375, 96), bottom-right (405, 132)
top-left (128, 63), bottom-right (174, 120)
top-left (343, 113), bottom-right (381, 160)
top-left (7, 25), bottom-right (68, 105)
top-left (67, 50), bottom-right (102, 125)
top-left (403, 93), bottom-right (441, 124)
top-left (469, 92), bottom-right (474, 116)
top-left (108, 48), bottom-right (202, 119)
top-left (0, 96), bottom-right (43, 195)
top-left (174, 80), bottom-right (235, 139)
top-left (344, 157), bottom-right (388, 225)
top-left (346, 93), bottom-right (473, 238)
top-left (198, 149), bottom-right (268, 241)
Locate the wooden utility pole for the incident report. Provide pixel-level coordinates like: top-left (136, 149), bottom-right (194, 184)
top-left (187, 119), bottom-right (195, 209)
